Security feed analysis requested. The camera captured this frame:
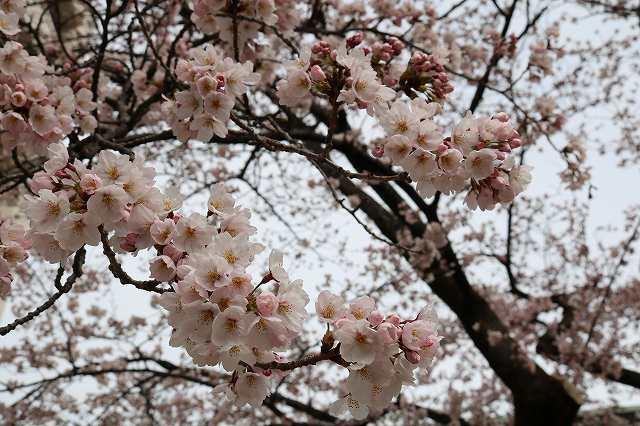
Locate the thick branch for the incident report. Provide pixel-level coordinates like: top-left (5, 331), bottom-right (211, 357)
top-left (99, 227), bottom-right (167, 294)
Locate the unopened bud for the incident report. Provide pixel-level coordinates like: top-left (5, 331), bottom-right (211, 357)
top-left (346, 32), bottom-right (364, 49)
top-left (494, 112), bottom-right (510, 122)
top-left (368, 310), bottom-right (384, 327)
top-left (405, 351), bottom-right (421, 364)
top-left (309, 65), bottom-right (326, 82)
top-left (386, 313), bottom-right (401, 326)
top-left (372, 145), bottom-right (384, 158)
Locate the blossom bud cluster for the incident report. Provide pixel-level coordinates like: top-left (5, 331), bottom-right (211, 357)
top-left (316, 291), bottom-right (441, 420)
top-left (0, 42), bottom-right (98, 155)
top-left (370, 38), bottom-right (404, 64)
top-left (277, 38), bottom-right (400, 111)
top-left (401, 52), bottom-right (454, 101)
top-left (277, 36), bottom-right (453, 111)
top-left (0, 218), bottom-right (29, 297)
top-left (163, 44), bottom-right (260, 142)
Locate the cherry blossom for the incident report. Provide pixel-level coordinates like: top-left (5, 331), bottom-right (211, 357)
top-left (9, 1), bottom-right (634, 424)
top-left (164, 44), bottom-right (259, 143)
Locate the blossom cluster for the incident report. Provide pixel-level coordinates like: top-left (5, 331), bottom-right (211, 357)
top-left (369, 0), bottom-right (434, 24)
top-left (0, 218), bottom-right (29, 297)
top-left (163, 44), bottom-right (260, 142)
top-left (0, 41), bottom-right (97, 155)
top-left (380, 107), bottom-right (532, 211)
top-left (19, 139), bottom-right (303, 408)
top-left (529, 25), bottom-right (561, 79)
top-left (0, 0), bottom-right (24, 36)
top-left (158, 233), bottom-right (309, 408)
top-left (317, 291), bottom-right (441, 420)
top-left (156, 230), bottom-right (442, 417)
top-left (276, 36), bottom-right (452, 112)
top-left (23, 142), bottom-right (183, 263)
top-left (149, 181), bottom-right (443, 414)
top-left (191, 0), bottom-right (303, 53)
top-left (16, 141), bottom-right (443, 417)
top-left (275, 37), bottom-right (531, 210)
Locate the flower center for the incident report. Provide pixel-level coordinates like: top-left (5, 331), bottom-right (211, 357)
top-left (224, 250), bottom-right (238, 264)
top-left (320, 305), bottom-right (335, 319)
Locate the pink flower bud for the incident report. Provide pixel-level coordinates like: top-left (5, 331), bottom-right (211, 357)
top-left (494, 124), bottom-right (513, 142)
top-left (256, 291), bottom-right (278, 317)
top-left (405, 350), bottom-right (421, 364)
top-left (495, 112), bottom-right (510, 122)
top-left (389, 38), bottom-right (404, 54)
top-left (410, 52), bottom-right (427, 65)
top-left (309, 65), bottom-right (326, 82)
top-left (372, 145), bottom-right (384, 158)
top-left (346, 32), bottom-right (364, 48)
top-left (386, 313), bottom-right (401, 326)
top-left (368, 310), bottom-right (384, 327)
top-left (382, 76), bottom-right (397, 86)
top-left (312, 41), bottom-right (330, 55)
top-left (378, 322), bottom-right (398, 343)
